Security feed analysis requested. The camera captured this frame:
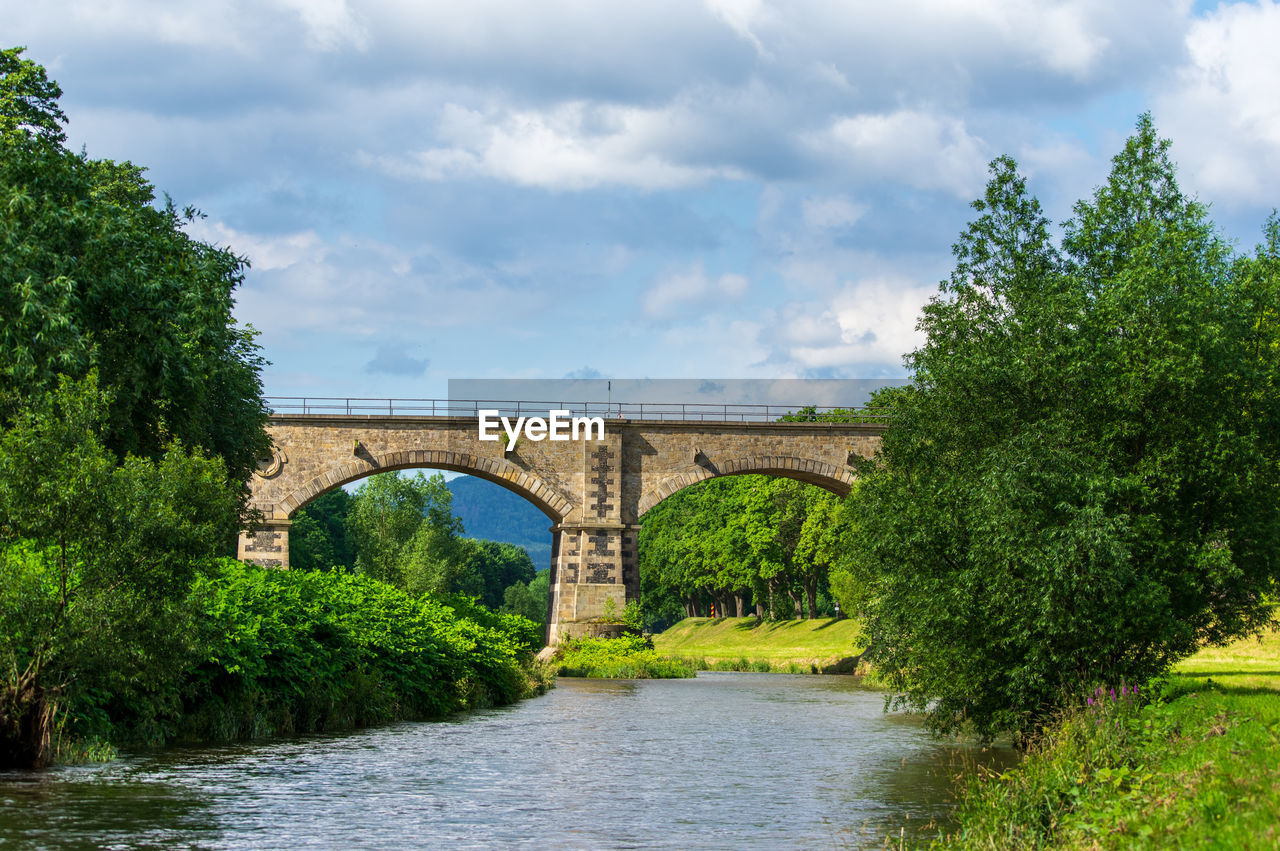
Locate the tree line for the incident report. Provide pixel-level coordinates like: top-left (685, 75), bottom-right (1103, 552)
top-left (638, 475), bottom-right (847, 628)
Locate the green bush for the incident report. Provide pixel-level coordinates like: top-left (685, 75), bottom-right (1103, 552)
top-left (65, 560), bottom-right (550, 748)
top-left (554, 634), bottom-right (695, 679)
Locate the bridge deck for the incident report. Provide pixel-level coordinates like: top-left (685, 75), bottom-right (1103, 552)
top-left (263, 396), bottom-right (891, 424)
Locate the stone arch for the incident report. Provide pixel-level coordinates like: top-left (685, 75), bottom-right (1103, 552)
top-left (637, 455), bottom-right (856, 518)
top-left (278, 449), bottom-right (574, 521)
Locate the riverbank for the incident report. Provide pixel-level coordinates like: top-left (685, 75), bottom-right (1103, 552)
top-left (940, 627), bottom-right (1280, 848)
top-left (651, 616), bottom-right (865, 671)
top-left (47, 561), bottom-right (552, 765)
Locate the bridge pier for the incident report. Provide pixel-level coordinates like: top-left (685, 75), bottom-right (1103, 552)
top-left (545, 523), bottom-right (640, 642)
top-left (238, 519), bottom-right (291, 568)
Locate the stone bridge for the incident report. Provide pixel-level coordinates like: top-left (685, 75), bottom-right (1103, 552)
top-left (239, 404), bottom-right (886, 642)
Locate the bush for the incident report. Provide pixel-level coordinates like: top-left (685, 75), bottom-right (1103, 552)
top-left (62, 561), bottom-right (551, 749)
top-left (553, 634), bottom-right (695, 679)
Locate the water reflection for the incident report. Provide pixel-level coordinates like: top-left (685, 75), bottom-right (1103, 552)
top-left (0, 673), bottom-right (1012, 849)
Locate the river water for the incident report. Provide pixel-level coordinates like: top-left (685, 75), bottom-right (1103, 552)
top-left (0, 673), bottom-right (1011, 849)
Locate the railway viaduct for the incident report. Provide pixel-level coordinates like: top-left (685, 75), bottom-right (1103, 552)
top-left (239, 400), bottom-right (887, 643)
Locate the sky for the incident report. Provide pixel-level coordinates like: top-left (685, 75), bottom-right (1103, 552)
top-left (7, 0), bottom-right (1280, 405)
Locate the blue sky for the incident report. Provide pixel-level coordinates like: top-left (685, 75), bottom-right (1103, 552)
top-left (7, 1), bottom-right (1280, 403)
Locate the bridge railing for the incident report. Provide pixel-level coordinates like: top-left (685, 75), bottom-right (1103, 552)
top-left (261, 397), bottom-right (892, 424)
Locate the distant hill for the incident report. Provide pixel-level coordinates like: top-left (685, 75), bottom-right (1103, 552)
top-left (447, 475), bottom-right (553, 568)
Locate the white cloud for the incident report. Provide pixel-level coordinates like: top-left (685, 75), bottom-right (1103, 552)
top-left (272, 0), bottom-right (370, 50)
top-left (820, 110), bottom-right (990, 199)
top-left (761, 276), bottom-right (933, 371)
top-left (1156, 0), bottom-right (1280, 205)
top-left (364, 101), bottom-right (747, 190)
top-left (185, 220), bottom-right (326, 272)
top-left (643, 264), bottom-right (750, 319)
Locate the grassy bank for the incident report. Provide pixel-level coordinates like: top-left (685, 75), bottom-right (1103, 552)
top-left (940, 628), bottom-right (1280, 848)
top-left (651, 616), bottom-right (865, 670)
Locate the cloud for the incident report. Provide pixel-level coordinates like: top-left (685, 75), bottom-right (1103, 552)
top-left (802, 195), bottom-right (869, 230)
top-left (642, 264), bottom-right (749, 320)
top-left (272, 0), bottom-right (370, 50)
top-left (759, 275), bottom-right (934, 373)
top-left (1155, 0), bottom-right (1280, 206)
top-left (818, 110), bottom-right (991, 199)
top-left (364, 345), bottom-right (429, 376)
top-left (563, 366), bottom-right (605, 379)
top-left (363, 101), bottom-right (747, 191)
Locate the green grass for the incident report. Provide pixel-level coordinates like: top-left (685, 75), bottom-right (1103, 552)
top-left (651, 616), bottom-right (865, 669)
top-left (940, 627), bottom-right (1280, 849)
top-left (1172, 626), bottom-right (1280, 690)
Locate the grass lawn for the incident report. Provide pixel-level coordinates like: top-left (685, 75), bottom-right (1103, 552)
top-left (1172, 625), bottom-right (1280, 690)
top-left (651, 616), bottom-right (865, 667)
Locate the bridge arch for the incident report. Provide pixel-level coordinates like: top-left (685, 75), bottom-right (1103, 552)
top-left (277, 449), bottom-right (573, 521)
top-left (636, 454), bottom-right (857, 519)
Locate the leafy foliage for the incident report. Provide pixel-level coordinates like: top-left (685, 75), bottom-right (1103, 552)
top-left (502, 569), bottom-right (550, 624)
top-left (176, 562), bottom-right (546, 741)
top-left (846, 116), bottom-right (1280, 742)
top-left (0, 47), bottom-right (270, 492)
top-left (639, 475), bottom-right (843, 624)
top-left (0, 47), bottom-right (65, 145)
top-left (0, 376), bottom-right (241, 766)
top-left (289, 489), bottom-right (356, 572)
top-left (553, 634), bottom-right (695, 679)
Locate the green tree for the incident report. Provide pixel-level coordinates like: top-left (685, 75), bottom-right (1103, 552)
top-left (461, 540), bottom-right (536, 609)
top-left (0, 376), bottom-right (241, 767)
top-left (290, 489), bottom-right (356, 571)
top-left (502, 569), bottom-right (550, 624)
top-left (347, 472), bottom-right (449, 586)
top-left (0, 47), bottom-right (65, 145)
top-left (0, 47), bottom-right (269, 493)
top-left (847, 116), bottom-right (1280, 743)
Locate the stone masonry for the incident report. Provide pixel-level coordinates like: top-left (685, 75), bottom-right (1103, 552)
top-left (240, 414), bottom-right (885, 643)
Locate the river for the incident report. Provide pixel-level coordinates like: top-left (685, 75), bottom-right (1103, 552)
top-left (0, 673), bottom-right (1012, 849)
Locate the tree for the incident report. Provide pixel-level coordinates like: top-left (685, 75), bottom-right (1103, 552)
top-left (502, 569), bottom-right (550, 624)
top-left (0, 376), bottom-right (242, 767)
top-left (0, 47), bottom-right (269, 494)
top-left (347, 472), bottom-right (450, 586)
top-left (0, 47), bottom-right (65, 145)
top-left (461, 540), bottom-right (536, 610)
top-left (846, 116), bottom-right (1280, 743)
top-left (290, 489), bottom-right (356, 571)
top-left (638, 474), bottom-right (843, 621)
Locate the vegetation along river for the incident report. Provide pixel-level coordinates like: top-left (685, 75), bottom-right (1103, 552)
top-left (0, 673), bottom-right (1013, 849)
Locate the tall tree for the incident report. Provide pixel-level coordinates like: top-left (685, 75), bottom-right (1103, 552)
top-left (847, 116), bottom-right (1280, 743)
top-left (0, 47), bottom-right (269, 494)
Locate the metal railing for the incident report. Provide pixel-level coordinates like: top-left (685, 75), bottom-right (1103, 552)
top-left (262, 397), bottom-right (891, 424)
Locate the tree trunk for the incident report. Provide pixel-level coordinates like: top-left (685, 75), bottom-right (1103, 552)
top-left (806, 579), bottom-right (819, 620)
top-left (734, 591), bottom-right (745, 618)
top-left (788, 586), bottom-right (803, 620)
